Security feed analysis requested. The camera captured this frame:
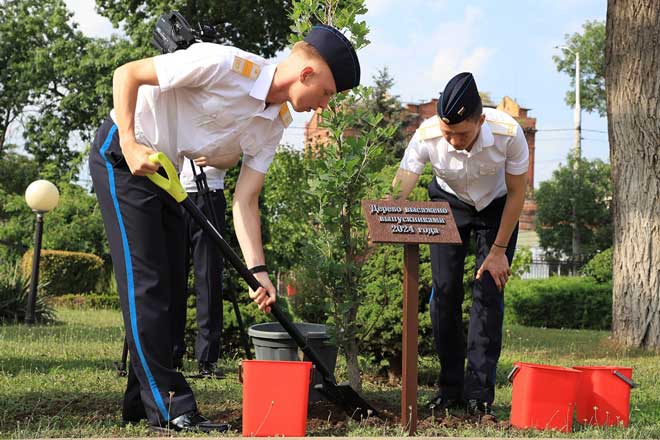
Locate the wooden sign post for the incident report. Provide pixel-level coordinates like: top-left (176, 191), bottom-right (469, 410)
top-left (362, 200), bottom-right (461, 435)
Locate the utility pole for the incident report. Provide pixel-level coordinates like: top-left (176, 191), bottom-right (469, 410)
top-left (574, 51), bottom-right (582, 161)
top-left (572, 50), bottom-right (581, 264)
top-left (556, 46), bottom-right (582, 263)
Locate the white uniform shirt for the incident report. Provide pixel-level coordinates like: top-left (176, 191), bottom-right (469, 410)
top-left (400, 107), bottom-right (529, 211)
top-left (110, 43), bottom-right (292, 173)
top-left (179, 159), bottom-right (226, 192)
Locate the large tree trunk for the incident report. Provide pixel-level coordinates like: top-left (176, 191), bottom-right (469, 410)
top-left (606, 0), bottom-right (660, 348)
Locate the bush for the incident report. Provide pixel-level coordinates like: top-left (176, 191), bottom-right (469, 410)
top-left (581, 248), bottom-right (612, 283)
top-left (0, 264), bottom-right (55, 324)
top-left (21, 249), bottom-right (103, 296)
top-left (354, 245), bottom-right (435, 381)
top-left (181, 275), bottom-right (293, 359)
top-left (49, 293), bottom-right (120, 309)
top-left (507, 276), bottom-right (612, 330)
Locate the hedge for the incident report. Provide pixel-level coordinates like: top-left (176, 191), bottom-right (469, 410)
top-left (506, 276), bottom-right (612, 330)
top-left (581, 248), bottom-right (613, 283)
top-left (21, 250), bottom-right (103, 296)
top-left (49, 293), bottom-right (120, 309)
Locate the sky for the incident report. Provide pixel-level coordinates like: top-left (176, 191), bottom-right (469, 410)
top-left (62, 0), bottom-right (609, 187)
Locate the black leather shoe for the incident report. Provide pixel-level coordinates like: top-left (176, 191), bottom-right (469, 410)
top-left (198, 361), bottom-right (223, 378)
top-left (467, 399), bottom-right (496, 419)
top-left (427, 393), bottom-right (465, 411)
top-left (151, 411), bottom-right (230, 433)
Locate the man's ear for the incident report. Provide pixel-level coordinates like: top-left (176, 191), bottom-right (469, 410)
top-left (299, 65), bottom-right (314, 83)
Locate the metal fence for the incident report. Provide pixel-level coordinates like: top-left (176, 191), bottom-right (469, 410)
top-left (520, 259), bottom-right (583, 279)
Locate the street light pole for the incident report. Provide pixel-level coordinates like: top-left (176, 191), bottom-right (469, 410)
top-left (25, 212), bottom-right (45, 325)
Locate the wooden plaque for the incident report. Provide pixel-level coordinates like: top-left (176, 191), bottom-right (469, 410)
top-left (362, 199), bottom-right (461, 244)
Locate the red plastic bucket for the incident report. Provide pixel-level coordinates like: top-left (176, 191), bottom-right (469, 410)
top-left (240, 360), bottom-right (313, 436)
top-left (509, 362), bottom-right (582, 432)
top-left (573, 366), bottom-right (637, 427)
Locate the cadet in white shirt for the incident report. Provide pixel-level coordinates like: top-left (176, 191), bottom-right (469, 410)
top-left (171, 160), bottom-right (228, 379)
top-left (392, 72), bottom-right (529, 419)
top-left (89, 25), bottom-right (360, 432)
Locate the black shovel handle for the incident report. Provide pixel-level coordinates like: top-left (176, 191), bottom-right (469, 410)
top-left (181, 197), bottom-right (335, 382)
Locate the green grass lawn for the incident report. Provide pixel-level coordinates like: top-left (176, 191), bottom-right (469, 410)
top-left (1, 307), bottom-right (659, 438)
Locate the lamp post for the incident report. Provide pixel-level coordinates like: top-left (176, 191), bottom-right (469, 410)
top-left (24, 180), bottom-right (59, 324)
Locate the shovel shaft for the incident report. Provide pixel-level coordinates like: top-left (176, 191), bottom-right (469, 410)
top-left (145, 153), bottom-right (377, 420)
top-left (181, 197), bottom-right (334, 381)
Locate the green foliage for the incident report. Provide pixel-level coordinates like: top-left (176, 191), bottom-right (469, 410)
top-left (352, 67), bottom-right (418, 164)
top-left (0, 149), bottom-right (40, 195)
top-left (50, 293), bottom-right (120, 309)
top-left (181, 286), bottom-right (294, 359)
top-left (39, 183), bottom-right (109, 260)
top-left (0, 180), bottom-right (109, 272)
top-left (535, 157), bottom-right (612, 259)
top-left (261, 147), bottom-right (314, 272)
top-left (582, 247), bottom-right (613, 283)
top-left (0, 264), bottom-right (55, 324)
top-left (0, 0), bottom-right (138, 180)
top-left (354, 245), bottom-right (434, 375)
top-left (289, 0), bottom-right (369, 49)
top-left (552, 20), bottom-right (606, 117)
top-left (96, 0), bottom-right (293, 57)
top-left (20, 250), bottom-right (103, 296)
top-left (0, 190), bottom-right (32, 264)
top-left (511, 246), bottom-right (533, 278)
top-left (0, 0), bottom-right (76, 156)
top-left (507, 276), bottom-right (612, 330)
top-left (294, 87), bottom-right (396, 385)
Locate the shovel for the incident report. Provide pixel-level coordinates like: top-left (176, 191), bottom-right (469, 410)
top-left (147, 152), bottom-right (378, 420)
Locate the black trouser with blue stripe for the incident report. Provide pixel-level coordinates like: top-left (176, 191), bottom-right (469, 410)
top-left (172, 190), bottom-right (226, 363)
top-left (89, 117), bottom-right (197, 425)
top-left (428, 178), bottom-right (518, 404)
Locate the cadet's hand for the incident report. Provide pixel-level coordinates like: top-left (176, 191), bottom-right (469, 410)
top-left (476, 248), bottom-right (512, 292)
top-left (249, 272), bottom-right (277, 314)
top-left (121, 139), bottom-right (159, 176)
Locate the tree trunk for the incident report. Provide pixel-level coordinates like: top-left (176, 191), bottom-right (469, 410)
top-left (345, 336), bottom-right (362, 391)
top-left (606, 0), bottom-right (660, 348)
top-left (387, 351), bottom-right (403, 385)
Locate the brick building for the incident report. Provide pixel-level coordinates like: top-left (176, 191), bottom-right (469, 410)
top-left (304, 96), bottom-right (538, 230)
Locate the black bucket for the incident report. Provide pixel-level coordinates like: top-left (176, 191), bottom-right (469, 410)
top-left (248, 322), bottom-right (338, 402)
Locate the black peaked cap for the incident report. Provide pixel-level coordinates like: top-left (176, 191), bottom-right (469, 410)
top-left (437, 72), bottom-right (481, 124)
top-left (304, 24), bottom-right (361, 92)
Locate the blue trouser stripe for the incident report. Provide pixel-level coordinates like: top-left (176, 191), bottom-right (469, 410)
top-left (100, 125), bottom-right (169, 420)
top-left (429, 287), bottom-right (435, 303)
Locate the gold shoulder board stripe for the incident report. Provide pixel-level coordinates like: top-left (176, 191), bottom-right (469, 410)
top-left (279, 104), bottom-right (293, 127)
top-left (486, 119), bottom-right (517, 136)
top-left (231, 56), bottom-right (261, 80)
top-left (419, 123), bottom-right (443, 141)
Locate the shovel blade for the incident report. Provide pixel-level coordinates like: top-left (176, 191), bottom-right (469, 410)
top-left (315, 381), bottom-right (379, 420)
